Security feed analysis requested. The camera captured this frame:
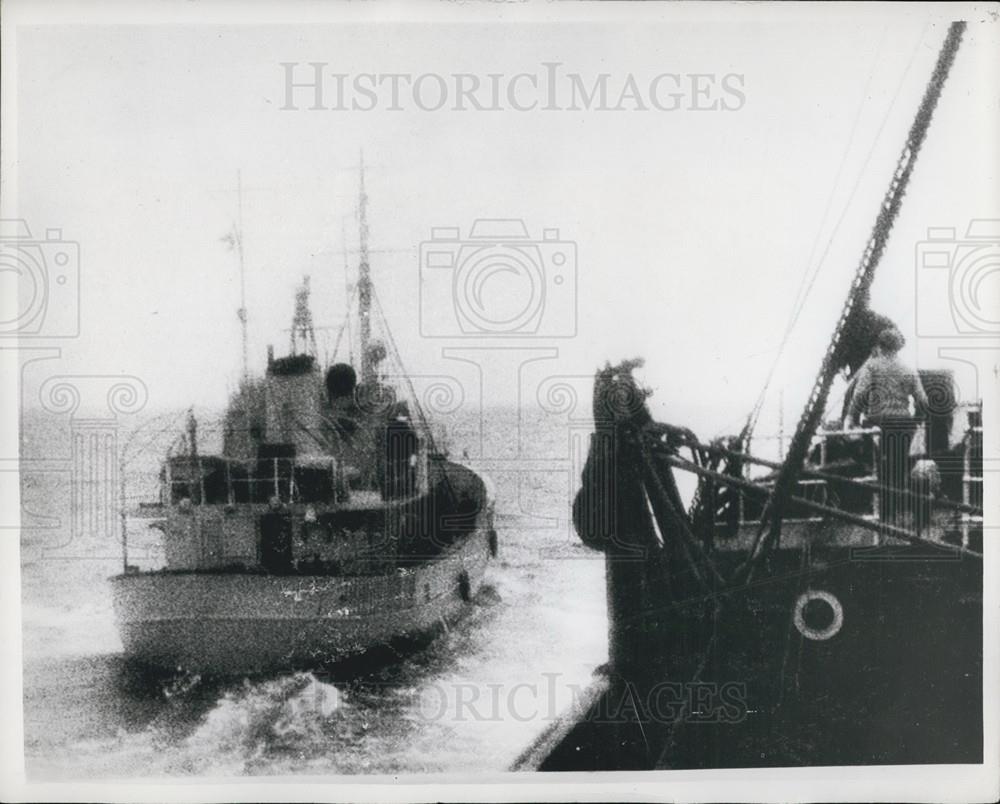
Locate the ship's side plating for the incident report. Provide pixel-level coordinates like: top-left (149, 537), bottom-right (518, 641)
top-left (111, 462), bottom-right (494, 674)
top-left (112, 455), bottom-right (496, 673)
top-left (111, 162), bottom-right (498, 674)
top-left (518, 367), bottom-right (982, 771)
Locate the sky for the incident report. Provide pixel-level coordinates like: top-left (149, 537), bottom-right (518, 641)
top-left (5, 2), bottom-right (1000, 442)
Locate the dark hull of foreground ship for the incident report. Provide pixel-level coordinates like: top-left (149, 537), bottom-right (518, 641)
top-left (112, 462), bottom-right (496, 676)
top-left (514, 378), bottom-right (984, 770)
top-left (518, 20), bottom-right (983, 772)
top-left (521, 543), bottom-right (982, 770)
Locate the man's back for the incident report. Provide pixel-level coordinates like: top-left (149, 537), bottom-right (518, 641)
top-left (849, 353), bottom-right (927, 422)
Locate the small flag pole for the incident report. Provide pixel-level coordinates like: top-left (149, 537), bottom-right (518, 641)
top-left (236, 170), bottom-right (249, 383)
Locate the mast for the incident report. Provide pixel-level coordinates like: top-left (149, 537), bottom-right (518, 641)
top-left (741, 21), bottom-right (967, 575)
top-left (341, 218), bottom-right (355, 365)
top-left (358, 151), bottom-right (374, 385)
top-left (236, 170), bottom-right (249, 383)
top-left (289, 275), bottom-right (317, 356)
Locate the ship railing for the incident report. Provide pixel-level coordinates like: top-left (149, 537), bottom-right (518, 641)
top-left (166, 454), bottom-right (342, 506)
top-left (716, 423), bottom-right (983, 546)
top-left (722, 427), bottom-right (881, 525)
top-left (962, 425), bottom-right (983, 549)
top-left (748, 426), bottom-right (881, 475)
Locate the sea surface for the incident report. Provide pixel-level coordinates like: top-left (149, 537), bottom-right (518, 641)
top-left (19, 406), bottom-right (607, 778)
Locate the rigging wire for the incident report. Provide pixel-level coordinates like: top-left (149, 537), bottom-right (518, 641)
top-left (329, 283), bottom-right (359, 365)
top-left (341, 217), bottom-right (355, 366)
top-left (743, 22), bottom-right (932, 442)
top-left (738, 20), bottom-right (968, 581)
top-left (369, 284), bottom-right (441, 457)
top-left (787, 28), bottom-right (891, 313)
top-left (124, 408), bottom-right (192, 466)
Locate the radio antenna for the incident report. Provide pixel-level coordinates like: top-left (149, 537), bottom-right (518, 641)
top-left (236, 170), bottom-right (249, 382)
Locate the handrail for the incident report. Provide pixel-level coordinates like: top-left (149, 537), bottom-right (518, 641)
top-left (961, 425), bottom-right (983, 548)
top-left (655, 449), bottom-right (982, 561)
top-left (669, 428), bottom-right (983, 518)
top-left (166, 453), bottom-right (338, 506)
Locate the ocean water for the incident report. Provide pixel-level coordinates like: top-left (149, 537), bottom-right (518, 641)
top-left (19, 406), bottom-right (607, 778)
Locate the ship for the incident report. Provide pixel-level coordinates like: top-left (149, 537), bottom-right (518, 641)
top-left (516, 21), bottom-right (984, 770)
top-left (111, 164), bottom-right (497, 676)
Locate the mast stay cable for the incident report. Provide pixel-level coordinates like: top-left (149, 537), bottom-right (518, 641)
top-left (744, 23), bottom-right (931, 442)
top-left (737, 21), bottom-right (967, 582)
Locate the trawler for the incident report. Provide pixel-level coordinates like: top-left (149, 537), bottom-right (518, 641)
top-left (111, 167), bottom-right (497, 675)
top-left (518, 21), bottom-right (984, 770)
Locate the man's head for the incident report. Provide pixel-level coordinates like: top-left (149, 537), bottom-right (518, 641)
top-left (876, 327), bottom-right (905, 355)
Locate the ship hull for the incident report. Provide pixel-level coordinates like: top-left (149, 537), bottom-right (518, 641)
top-left (110, 524), bottom-right (492, 675)
top-left (528, 354), bottom-right (985, 771)
top-left (522, 543), bottom-right (982, 770)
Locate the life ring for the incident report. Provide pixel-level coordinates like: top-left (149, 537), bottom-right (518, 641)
top-left (487, 529), bottom-right (499, 558)
top-left (458, 570), bottom-right (471, 602)
top-left (793, 590), bottom-right (844, 641)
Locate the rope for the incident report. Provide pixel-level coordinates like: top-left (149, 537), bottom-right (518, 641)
top-left (369, 284), bottom-right (439, 456)
top-left (745, 23), bottom-right (931, 441)
top-left (637, 435), bottom-right (726, 590)
top-left (741, 21), bottom-right (967, 581)
top-left (369, 284), bottom-right (458, 504)
top-left (123, 408), bottom-right (191, 467)
top-left (329, 282), bottom-right (359, 365)
top-left (653, 627), bottom-right (719, 769)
